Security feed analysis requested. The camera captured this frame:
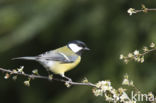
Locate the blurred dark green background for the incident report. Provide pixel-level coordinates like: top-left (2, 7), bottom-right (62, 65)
top-left (0, 0), bottom-right (156, 103)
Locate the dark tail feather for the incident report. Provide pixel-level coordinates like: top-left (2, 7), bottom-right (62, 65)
top-left (12, 56), bottom-right (37, 60)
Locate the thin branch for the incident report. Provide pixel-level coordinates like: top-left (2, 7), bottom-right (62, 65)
top-left (135, 8), bottom-right (156, 13)
top-left (127, 7), bottom-right (156, 15)
top-left (141, 48), bottom-right (156, 56)
top-left (0, 67), bottom-right (96, 87)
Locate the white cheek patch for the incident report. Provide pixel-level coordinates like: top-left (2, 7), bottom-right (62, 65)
top-left (68, 43), bottom-right (82, 53)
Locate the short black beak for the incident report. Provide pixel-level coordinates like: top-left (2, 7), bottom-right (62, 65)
top-left (84, 47), bottom-right (90, 51)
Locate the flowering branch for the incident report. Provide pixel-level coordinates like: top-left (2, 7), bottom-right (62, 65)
top-left (0, 67), bottom-right (96, 87)
top-left (0, 67), bottom-right (141, 103)
top-left (120, 42), bottom-right (156, 64)
top-left (127, 4), bottom-right (156, 15)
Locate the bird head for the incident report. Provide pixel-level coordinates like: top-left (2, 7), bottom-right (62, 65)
top-left (67, 40), bottom-right (90, 55)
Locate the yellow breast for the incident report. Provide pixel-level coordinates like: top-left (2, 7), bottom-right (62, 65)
top-left (49, 56), bottom-right (81, 75)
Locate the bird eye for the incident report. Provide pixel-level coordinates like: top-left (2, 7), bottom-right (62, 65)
top-left (78, 44), bottom-right (86, 48)
top-left (78, 44), bottom-right (82, 47)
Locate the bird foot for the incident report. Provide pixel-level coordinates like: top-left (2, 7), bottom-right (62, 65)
top-left (61, 74), bottom-right (72, 82)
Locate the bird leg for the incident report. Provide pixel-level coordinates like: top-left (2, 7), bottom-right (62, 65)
top-left (61, 74), bottom-right (72, 82)
top-left (45, 69), bottom-right (54, 80)
top-left (45, 70), bottom-right (52, 76)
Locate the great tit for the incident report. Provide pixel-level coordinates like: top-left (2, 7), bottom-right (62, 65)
top-left (13, 40), bottom-right (90, 81)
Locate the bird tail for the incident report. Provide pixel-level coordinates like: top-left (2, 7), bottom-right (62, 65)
top-left (12, 56), bottom-right (37, 60)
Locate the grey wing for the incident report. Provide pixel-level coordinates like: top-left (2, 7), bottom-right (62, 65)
top-left (37, 51), bottom-right (78, 63)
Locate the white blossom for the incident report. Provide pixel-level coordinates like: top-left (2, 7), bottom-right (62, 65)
top-left (120, 54), bottom-right (124, 60)
top-left (127, 8), bottom-right (136, 16)
top-left (134, 50), bottom-right (139, 56)
top-left (24, 80), bottom-right (30, 87)
top-left (150, 42), bottom-right (155, 48)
